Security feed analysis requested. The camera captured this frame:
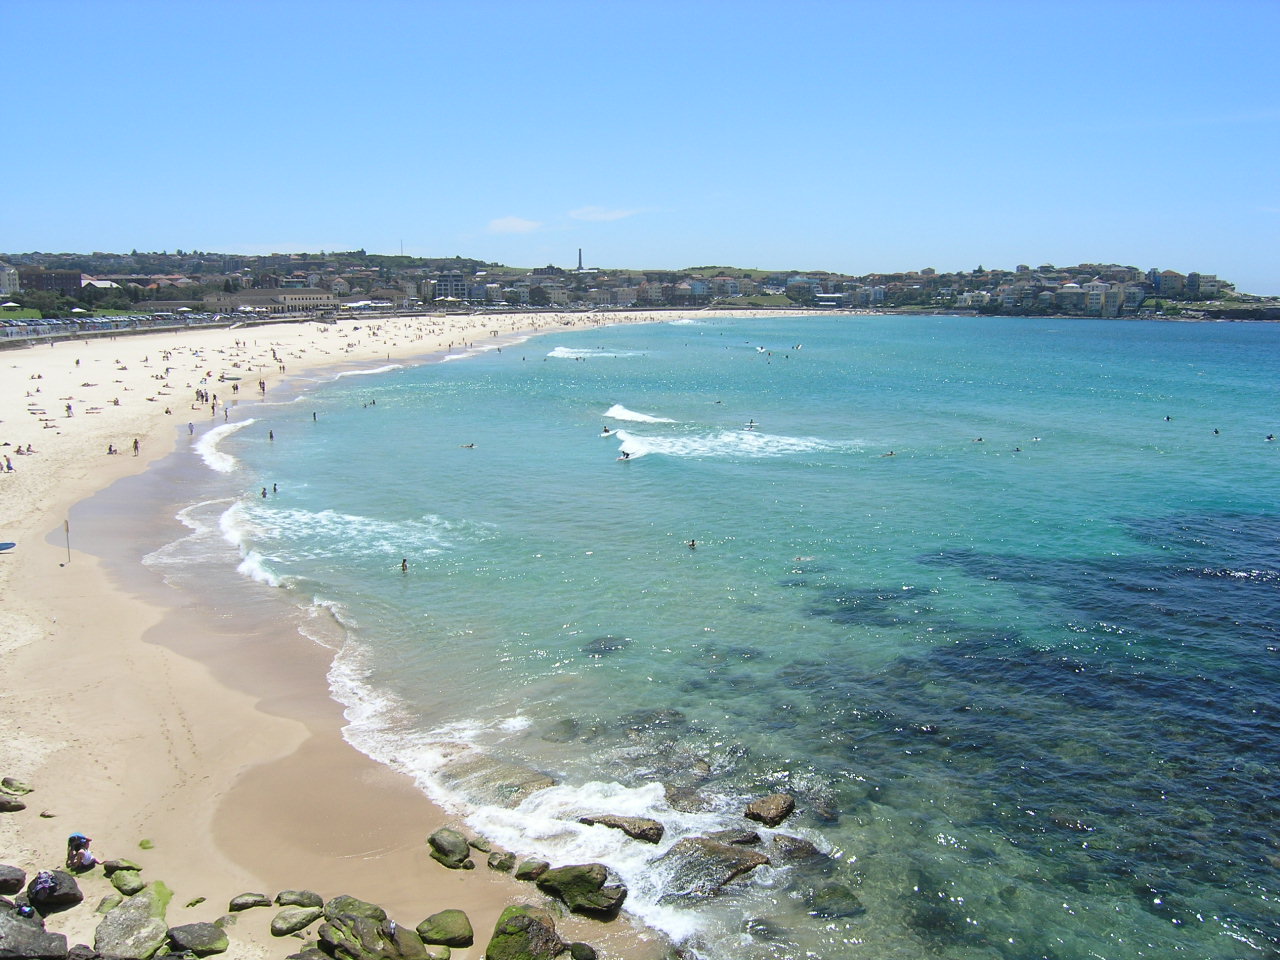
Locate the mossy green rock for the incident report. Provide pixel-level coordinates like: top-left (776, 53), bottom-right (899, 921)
top-left (94, 882), bottom-right (171, 960)
top-left (484, 904), bottom-right (564, 960)
top-left (229, 892), bottom-right (272, 911)
top-left (102, 858), bottom-right (143, 876)
top-left (168, 920), bottom-right (230, 956)
top-left (98, 893), bottom-right (123, 914)
top-left (427, 827), bottom-right (473, 870)
top-left (0, 777), bottom-right (33, 795)
top-left (535, 863), bottom-right (627, 918)
top-left (323, 894), bottom-right (386, 922)
top-left (275, 889), bottom-right (323, 908)
top-left (271, 905), bottom-right (324, 936)
top-left (513, 859), bottom-right (550, 881)
top-left (319, 913), bottom-right (429, 960)
top-left (416, 908), bottom-right (473, 947)
top-left (568, 944), bottom-right (598, 960)
top-left (110, 869), bottom-right (147, 897)
top-left (487, 850), bottom-right (516, 872)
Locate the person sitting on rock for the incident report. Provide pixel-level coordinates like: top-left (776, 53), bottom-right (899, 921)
top-left (65, 833), bottom-right (97, 872)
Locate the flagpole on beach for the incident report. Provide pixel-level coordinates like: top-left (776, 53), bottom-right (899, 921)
top-left (64, 519), bottom-right (70, 566)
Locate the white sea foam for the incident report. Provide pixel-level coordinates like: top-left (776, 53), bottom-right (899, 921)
top-left (225, 506), bottom-right (480, 563)
top-left (142, 498), bottom-right (241, 576)
top-left (603, 404), bottom-right (676, 423)
top-left (547, 346), bottom-right (645, 360)
top-left (331, 363), bottom-right (404, 380)
top-left (614, 428), bottom-right (856, 460)
top-left (193, 418), bottom-right (257, 473)
top-left (329, 655), bottom-right (769, 946)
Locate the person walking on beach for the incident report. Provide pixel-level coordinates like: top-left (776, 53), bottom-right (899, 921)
top-left (132, 438), bottom-right (140, 456)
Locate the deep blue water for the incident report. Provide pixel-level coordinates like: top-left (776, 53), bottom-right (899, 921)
top-left (165, 314), bottom-right (1280, 959)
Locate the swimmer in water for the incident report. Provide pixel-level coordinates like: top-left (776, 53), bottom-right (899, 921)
top-left (687, 539), bottom-right (696, 549)
top-left (460, 443), bottom-right (475, 448)
top-left (881, 451), bottom-right (895, 457)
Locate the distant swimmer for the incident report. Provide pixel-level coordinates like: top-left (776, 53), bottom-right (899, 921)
top-left (881, 451), bottom-right (896, 457)
top-left (602, 426), bottom-right (611, 435)
top-left (1268, 434), bottom-right (1275, 442)
top-left (618, 451), bottom-right (631, 460)
top-left (1031, 437), bottom-right (1041, 442)
top-left (1013, 447), bottom-right (1021, 452)
top-left (687, 539), bottom-right (697, 549)
top-left (1164, 416), bottom-right (1172, 421)
top-left (1213, 428), bottom-right (1220, 435)
top-left (401, 558), bottom-right (408, 572)
top-left (973, 437), bottom-right (984, 442)
top-left (460, 443), bottom-right (475, 448)
top-left (745, 419), bottom-right (757, 430)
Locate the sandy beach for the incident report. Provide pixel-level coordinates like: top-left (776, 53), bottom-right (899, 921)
top-left (0, 308), bottom-right (809, 959)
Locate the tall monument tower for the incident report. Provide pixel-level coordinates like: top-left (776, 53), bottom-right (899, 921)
top-left (577, 248), bottom-right (583, 272)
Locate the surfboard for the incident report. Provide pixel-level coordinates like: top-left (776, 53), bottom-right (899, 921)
top-left (0, 542), bottom-right (16, 552)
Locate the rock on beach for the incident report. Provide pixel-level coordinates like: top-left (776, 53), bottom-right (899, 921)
top-left (534, 863), bottom-right (627, 919)
top-left (484, 904), bottom-right (565, 960)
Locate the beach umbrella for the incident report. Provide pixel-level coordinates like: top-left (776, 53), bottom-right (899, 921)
top-left (177, 306), bottom-right (193, 312)
top-left (71, 307), bottom-right (88, 313)
top-left (1, 302), bottom-right (18, 308)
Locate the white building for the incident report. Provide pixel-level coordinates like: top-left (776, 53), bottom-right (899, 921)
top-left (0, 262), bottom-right (20, 296)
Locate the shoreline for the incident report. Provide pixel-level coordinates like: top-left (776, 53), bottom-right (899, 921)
top-left (0, 309), bottom-right (806, 958)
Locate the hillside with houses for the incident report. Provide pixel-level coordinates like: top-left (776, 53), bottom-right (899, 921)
top-left (2, 250), bottom-right (1274, 327)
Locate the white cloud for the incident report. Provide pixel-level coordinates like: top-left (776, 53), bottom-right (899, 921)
top-left (568, 206), bottom-right (638, 222)
top-left (488, 216), bottom-right (542, 234)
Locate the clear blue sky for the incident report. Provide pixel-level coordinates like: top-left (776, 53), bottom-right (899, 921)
top-left (9, 0), bottom-right (1280, 292)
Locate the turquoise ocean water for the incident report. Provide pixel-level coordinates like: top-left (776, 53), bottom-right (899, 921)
top-left (154, 314), bottom-right (1279, 959)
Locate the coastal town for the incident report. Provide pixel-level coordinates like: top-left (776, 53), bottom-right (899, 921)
top-left (2, 250), bottom-right (1275, 341)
